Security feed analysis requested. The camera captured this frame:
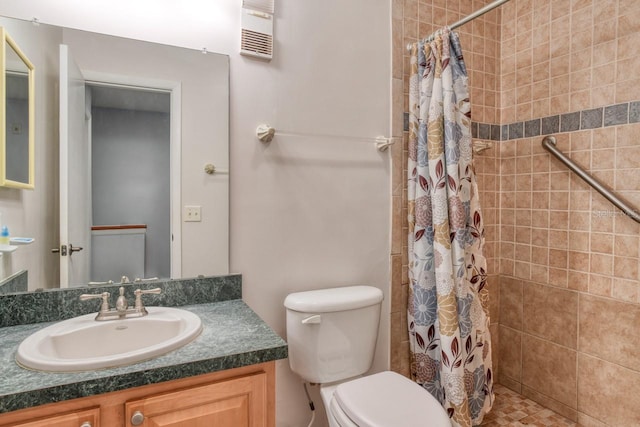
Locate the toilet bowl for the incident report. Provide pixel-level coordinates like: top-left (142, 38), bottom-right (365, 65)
top-left (284, 286), bottom-right (451, 427)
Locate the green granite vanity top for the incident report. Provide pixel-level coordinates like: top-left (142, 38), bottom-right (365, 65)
top-left (0, 276), bottom-right (288, 414)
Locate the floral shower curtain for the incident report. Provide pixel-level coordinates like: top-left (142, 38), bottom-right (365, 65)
top-left (407, 29), bottom-right (494, 427)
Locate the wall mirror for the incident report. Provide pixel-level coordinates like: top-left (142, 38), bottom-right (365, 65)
top-left (0, 15), bottom-right (229, 293)
top-left (0, 26), bottom-right (35, 189)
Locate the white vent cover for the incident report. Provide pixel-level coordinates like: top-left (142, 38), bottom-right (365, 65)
top-left (242, 0), bottom-right (274, 14)
top-left (240, 1), bottom-right (274, 60)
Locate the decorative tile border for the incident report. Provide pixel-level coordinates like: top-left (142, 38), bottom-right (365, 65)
top-left (404, 101), bottom-right (640, 141)
top-left (479, 101), bottom-right (640, 141)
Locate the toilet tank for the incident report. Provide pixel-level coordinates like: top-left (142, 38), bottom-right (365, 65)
top-left (284, 285), bottom-right (383, 384)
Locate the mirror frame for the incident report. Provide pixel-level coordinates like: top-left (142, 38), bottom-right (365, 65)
top-left (0, 26), bottom-right (35, 189)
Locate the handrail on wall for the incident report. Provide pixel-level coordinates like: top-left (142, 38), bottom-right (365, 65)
top-left (541, 135), bottom-right (640, 224)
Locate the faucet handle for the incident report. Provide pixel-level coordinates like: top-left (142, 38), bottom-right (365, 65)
top-left (134, 277), bottom-right (159, 283)
top-left (88, 280), bottom-right (114, 286)
top-left (134, 288), bottom-right (162, 311)
top-left (79, 291), bottom-right (111, 313)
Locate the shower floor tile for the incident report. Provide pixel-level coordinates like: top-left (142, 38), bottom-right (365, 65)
top-left (481, 384), bottom-right (578, 426)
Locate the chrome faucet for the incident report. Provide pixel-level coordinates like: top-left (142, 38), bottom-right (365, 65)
top-left (80, 287), bottom-right (162, 321)
top-left (115, 287), bottom-right (129, 314)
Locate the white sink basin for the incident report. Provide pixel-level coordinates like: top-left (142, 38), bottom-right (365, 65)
top-left (16, 307), bottom-right (202, 372)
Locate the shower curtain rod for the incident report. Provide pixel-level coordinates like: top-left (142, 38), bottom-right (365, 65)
top-left (406, 0), bottom-right (511, 51)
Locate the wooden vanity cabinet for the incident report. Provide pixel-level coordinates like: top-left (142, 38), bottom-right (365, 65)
top-left (125, 371), bottom-right (267, 427)
top-left (10, 407), bottom-right (100, 427)
top-left (0, 362), bottom-right (275, 427)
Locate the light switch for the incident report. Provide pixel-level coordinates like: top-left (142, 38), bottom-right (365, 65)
top-left (184, 205), bottom-right (201, 222)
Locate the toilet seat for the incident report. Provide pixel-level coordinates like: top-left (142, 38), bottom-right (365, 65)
top-left (333, 371), bottom-right (451, 427)
top-left (329, 395), bottom-right (358, 427)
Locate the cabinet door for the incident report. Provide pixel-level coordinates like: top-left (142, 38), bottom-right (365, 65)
top-left (125, 372), bottom-right (267, 427)
top-left (12, 407), bottom-right (100, 427)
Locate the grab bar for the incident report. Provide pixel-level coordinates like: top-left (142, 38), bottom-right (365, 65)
top-left (541, 135), bottom-right (640, 224)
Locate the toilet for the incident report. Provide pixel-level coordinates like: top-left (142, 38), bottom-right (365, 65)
top-left (285, 285), bottom-right (451, 427)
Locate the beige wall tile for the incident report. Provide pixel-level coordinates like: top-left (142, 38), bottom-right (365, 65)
top-left (500, 276), bottom-right (523, 329)
top-left (613, 256), bottom-right (638, 280)
top-left (589, 253), bottom-right (613, 275)
top-left (390, 310), bottom-right (404, 350)
top-left (567, 270), bottom-right (589, 292)
top-left (531, 210), bottom-right (549, 228)
top-left (531, 228), bottom-right (548, 247)
top-left (578, 354), bottom-right (640, 427)
top-left (488, 275), bottom-right (501, 324)
top-left (523, 282), bottom-right (578, 349)
top-left (522, 334), bottom-right (577, 408)
top-left (521, 385), bottom-right (578, 422)
top-left (490, 322), bottom-right (500, 380)
top-left (548, 268), bottom-right (568, 287)
top-left (548, 248), bottom-right (568, 268)
top-left (499, 374), bottom-right (522, 394)
top-left (514, 261), bottom-right (531, 280)
top-left (391, 255), bottom-right (403, 312)
top-left (590, 232), bottom-right (613, 253)
top-left (391, 195), bottom-right (403, 255)
top-left (588, 274), bottom-right (612, 297)
top-left (579, 294), bottom-right (640, 370)
top-left (499, 325), bottom-right (522, 383)
top-left (613, 235), bottom-right (640, 258)
top-left (612, 278), bottom-right (639, 303)
top-left (568, 250), bottom-right (590, 271)
top-left (577, 412), bottom-right (607, 427)
top-left (530, 264), bottom-right (549, 283)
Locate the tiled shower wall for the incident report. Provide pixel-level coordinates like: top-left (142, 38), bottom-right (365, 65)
top-left (390, 0), bottom-right (640, 426)
top-left (497, 1), bottom-right (640, 426)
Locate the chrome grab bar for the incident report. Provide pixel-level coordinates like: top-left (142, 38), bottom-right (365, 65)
top-left (541, 135), bottom-right (640, 224)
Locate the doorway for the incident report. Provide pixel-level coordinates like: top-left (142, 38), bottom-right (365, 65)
top-left (87, 84), bottom-right (171, 283)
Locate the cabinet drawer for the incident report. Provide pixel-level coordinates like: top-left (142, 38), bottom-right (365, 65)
top-left (12, 407), bottom-right (100, 427)
top-left (125, 372), bottom-right (267, 427)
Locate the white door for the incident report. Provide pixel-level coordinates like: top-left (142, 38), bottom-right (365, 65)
top-left (58, 44), bottom-right (91, 287)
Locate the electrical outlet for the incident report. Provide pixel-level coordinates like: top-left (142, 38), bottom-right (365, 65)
top-left (184, 205), bottom-right (202, 222)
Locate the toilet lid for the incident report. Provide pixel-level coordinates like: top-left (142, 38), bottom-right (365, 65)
top-left (334, 371), bottom-right (451, 427)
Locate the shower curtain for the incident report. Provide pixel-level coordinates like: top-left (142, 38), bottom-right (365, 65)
top-left (407, 29), bottom-right (494, 427)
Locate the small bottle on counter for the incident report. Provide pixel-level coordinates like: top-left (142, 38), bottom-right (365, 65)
top-left (0, 225), bottom-right (9, 245)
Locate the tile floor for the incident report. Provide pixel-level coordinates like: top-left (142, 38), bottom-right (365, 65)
top-left (481, 384), bottom-right (578, 426)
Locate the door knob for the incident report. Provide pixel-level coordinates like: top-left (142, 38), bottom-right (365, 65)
top-left (51, 244), bottom-right (83, 256)
top-left (80, 422), bottom-right (92, 427)
top-left (131, 410), bottom-right (145, 426)
top-left (51, 245), bottom-right (67, 256)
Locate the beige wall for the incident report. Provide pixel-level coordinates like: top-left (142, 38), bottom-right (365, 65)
top-left (393, 1), bottom-right (640, 426)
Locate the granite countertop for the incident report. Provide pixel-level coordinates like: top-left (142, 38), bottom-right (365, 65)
top-left (0, 276), bottom-right (288, 414)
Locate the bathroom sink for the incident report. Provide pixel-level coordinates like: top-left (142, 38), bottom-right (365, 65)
top-left (16, 307), bottom-right (202, 372)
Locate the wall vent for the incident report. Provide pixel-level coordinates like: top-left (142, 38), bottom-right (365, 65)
top-left (242, 0), bottom-right (274, 14)
top-left (241, 28), bottom-right (273, 59)
top-left (240, 2), bottom-right (274, 60)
